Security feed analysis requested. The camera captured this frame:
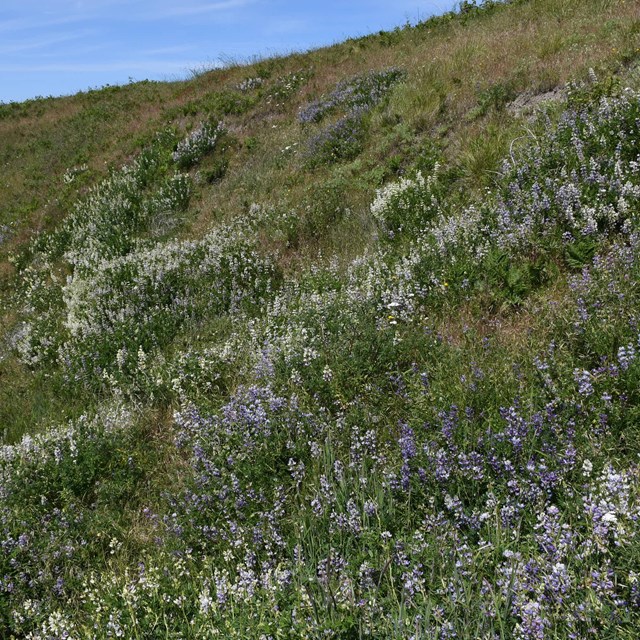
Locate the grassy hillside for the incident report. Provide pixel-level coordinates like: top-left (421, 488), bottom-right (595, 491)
top-left (1, 0), bottom-right (640, 637)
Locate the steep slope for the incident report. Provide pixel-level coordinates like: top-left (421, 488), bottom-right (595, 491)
top-left (1, 0), bottom-right (640, 637)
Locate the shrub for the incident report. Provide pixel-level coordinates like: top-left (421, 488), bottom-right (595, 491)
top-left (298, 68), bottom-right (405, 124)
top-left (172, 121), bottom-right (224, 169)
top-left (303, 110), bottom-right (368, 166)
top-left (267, 68), bottom-right (313, 107)
top-left (370, 167), bottom-right (442, 236)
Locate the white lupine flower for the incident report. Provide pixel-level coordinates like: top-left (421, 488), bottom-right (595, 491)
top-left (199, 590), bottom-right (213, 614)
top-left (172, 121), bottom-right (223, 167)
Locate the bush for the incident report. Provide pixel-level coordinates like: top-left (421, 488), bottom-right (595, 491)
top-left (172, 121), bottom-right (224, 169)
top-left (298, 68), bottom-right (405, 124)
top-left (370, 167), bottom-right (442, 236)
top-left (303, 110), bottom-right (368, 166)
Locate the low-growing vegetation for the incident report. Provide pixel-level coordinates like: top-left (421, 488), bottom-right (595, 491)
top-left (1, 0), bottom-right (640, 638)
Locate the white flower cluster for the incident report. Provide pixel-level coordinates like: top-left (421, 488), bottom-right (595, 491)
top-left (0, 403), bottom-right (132, 469)
top-left (171, 121), bottom-right (223, 168)
top-left (62, 221), bottom-right (272, 340)
top-left (62, 163), bottom-right (88, 185)
top-left (370, 167), bottom-right (440, 235)
top-left (237, 77), bottom-right (264, 92)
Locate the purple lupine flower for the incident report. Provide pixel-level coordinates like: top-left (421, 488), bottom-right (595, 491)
top-left (402, 565), bottom-right (424, 600)
top-left (617, 344), bottom-right (636, 371)
top-left (500, 405), bottom-right (529, 453)
top-left (573, 368), bottom-right (594, 396)
top-left (399, 423), bottom-right (417, 461)
top-left (517, 601), bottom-right (549, 640)
top-left (363, 499), bottom-right (377, 517)
top-left (545, 562), bottom-right (572, 604)
top-left (439, 406), bottom-right (458, 443)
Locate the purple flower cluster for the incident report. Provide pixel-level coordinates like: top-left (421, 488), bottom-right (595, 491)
top-left (298, 68), bottom-right (405, 124)
top-left (299, 69), bottom-right (405, 165)
top-left (168, 384), bottom-right (322, 556)
top-left (302, 108), bottom-right (368, 165)
top-left (493, 90), bottom-right (640, 250)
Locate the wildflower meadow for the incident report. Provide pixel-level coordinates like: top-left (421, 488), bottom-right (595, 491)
top-left (1, 0), bottom-right (640, 637)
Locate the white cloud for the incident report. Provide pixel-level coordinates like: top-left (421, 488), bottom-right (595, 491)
top-left (0, 14), bottom-right (85, 33)
top-left (0, 60), bottom-right (202, 73)
top-left (138, 45), bottom-right (198, 56)
top-left (262, 17), bottom-right (310, 37)
top-left (149, 0), bottom-right (255, 18)
top-left (0, 31), bottom-right (92, 55)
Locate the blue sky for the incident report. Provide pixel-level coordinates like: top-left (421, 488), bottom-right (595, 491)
top-left (1, 0), bottom-right (457, 103)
